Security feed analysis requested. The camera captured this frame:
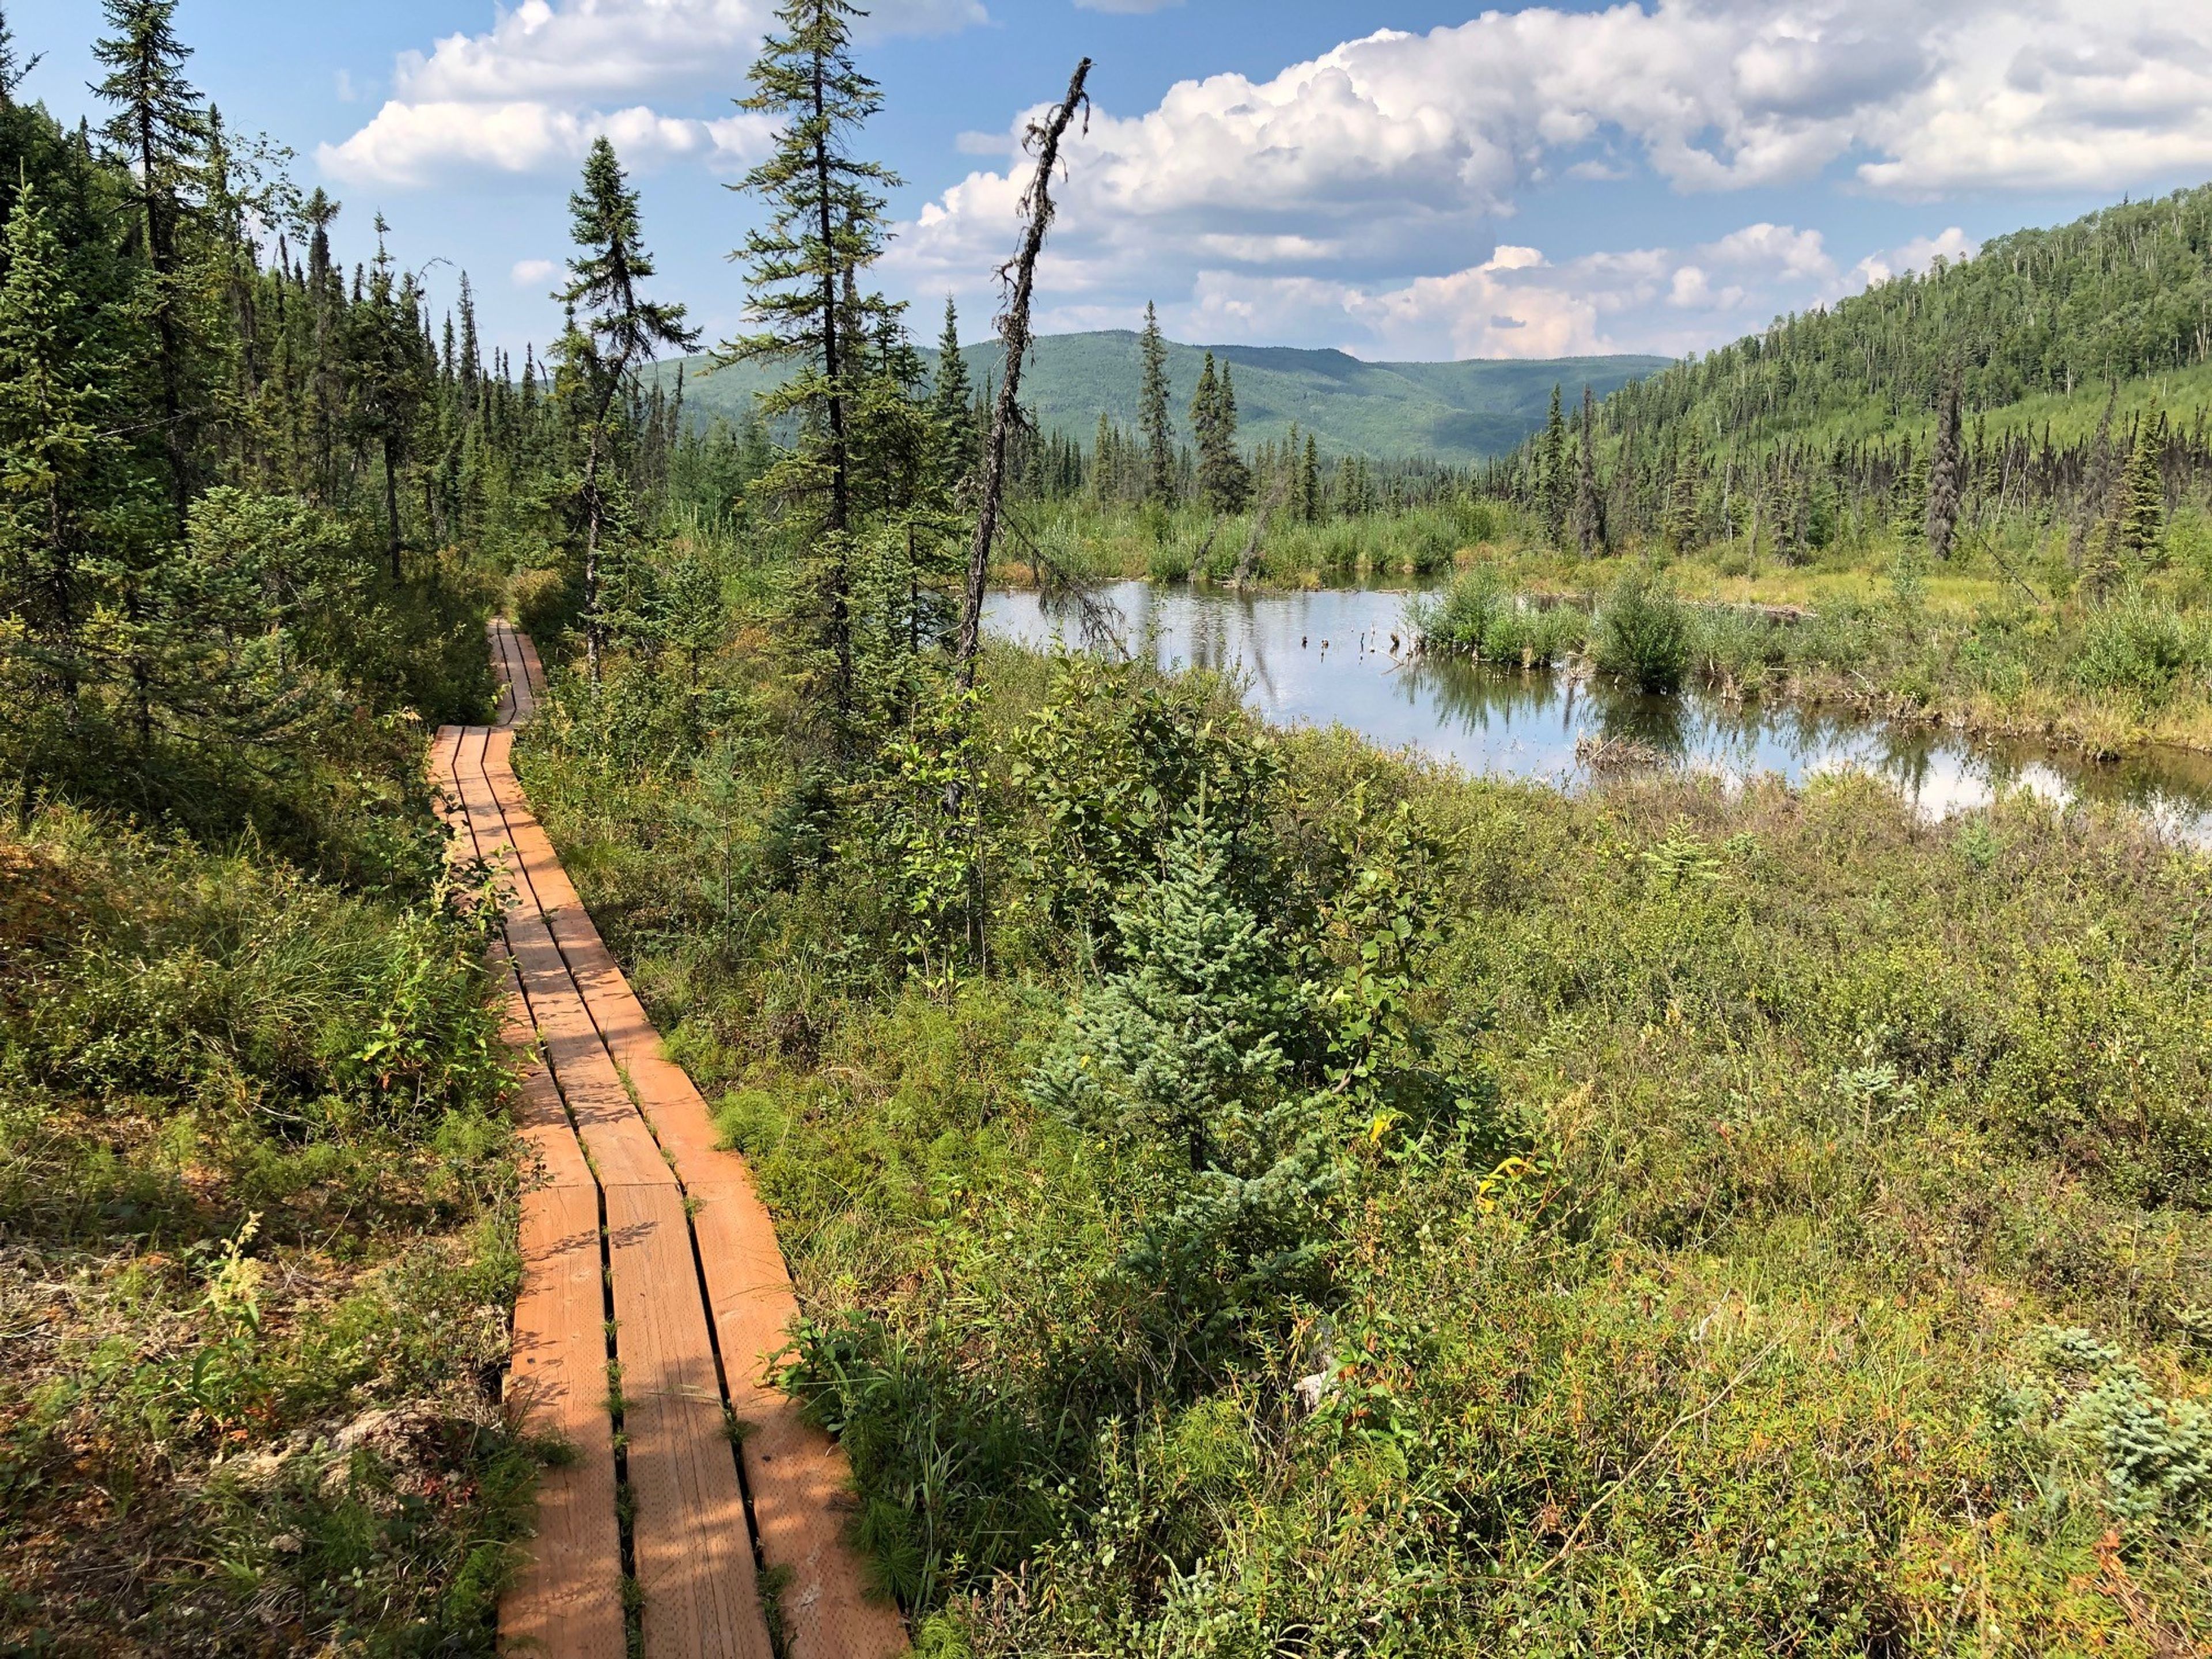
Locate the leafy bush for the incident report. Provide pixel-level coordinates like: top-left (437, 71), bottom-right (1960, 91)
top-left (1593, 570), bottom-right (1692, 691)
top-left (1005, 657), bottom-right (1277, 952)
top-left (1692, 605), bottom-right (1793, 689)
top-left (1412, 569), bottom-right (1586, 666)
top-left (2072, 596), bottom-right (2203, 700)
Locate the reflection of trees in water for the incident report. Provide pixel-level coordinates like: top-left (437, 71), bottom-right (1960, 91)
top-left (1004, 587), bottom-right (2212, 843)
top-left (1584, 679), bottom-right (1688, 756)
top-left (1406, 657), bottom-right (1578, 740)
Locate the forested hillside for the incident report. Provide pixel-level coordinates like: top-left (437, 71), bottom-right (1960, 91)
top-left (1468, 186), bottom-right (2212, 563)
top-left (661, 328), bottom-right (1665, 462)
top-left (1611, 184), bottom-right (2212, 446)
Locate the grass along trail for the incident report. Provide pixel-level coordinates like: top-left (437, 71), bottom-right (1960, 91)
top-left (437, 623), bottom-right (904, 1659)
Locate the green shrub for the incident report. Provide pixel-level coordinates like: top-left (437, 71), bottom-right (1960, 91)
top-left (1693, 605), bottom-right (1792, 688)
top-left (1594, 570), bottom-right (1692, 691)
top-left (1413, 569), bottom-right (1586, 666)
top-left (2072, 596), bottom-right (2202, 699)
top-left (511, 563), bottom-right (578, 644)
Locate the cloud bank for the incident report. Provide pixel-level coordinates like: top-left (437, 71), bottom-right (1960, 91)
top-left (319, 0), bottom-right (982, 184)
top-left (325, 0), bottom-right (2208, 357)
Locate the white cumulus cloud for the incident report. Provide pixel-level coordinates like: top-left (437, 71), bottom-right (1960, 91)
top-left (887, 0), bottom-right (2212, 353)
top-left (1150, 226), bottom-right (1850, 361)
top-left (320, 0), bottom-right (983, 185)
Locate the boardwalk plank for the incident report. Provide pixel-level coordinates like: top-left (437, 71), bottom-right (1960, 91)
top-left (445, 617), bottom-right (900, 1659)
top-left (455, 728), bottom-right (772, 1659)
top-left (480, 734), bottom-right (907, 1659)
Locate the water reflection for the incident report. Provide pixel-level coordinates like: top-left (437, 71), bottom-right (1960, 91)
top-left (984, 579), bottom-right (2212, 845)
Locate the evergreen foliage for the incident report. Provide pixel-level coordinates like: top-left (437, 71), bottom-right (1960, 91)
top-left (1190, 350), bottom-right (1251, 514)
top-left (558, 136), bottom-right (697, 676)
top-left (931, 293), bottom-right (979, 486)
top-left (1537, 382), bottom-right (1568, 545)
top-left (1925, 366), bottom-right (1963, 559)
top-left (1137, 300), bottom-right (1176, 505)
top-left (720, 0), bottom-right (904, 725)
top-left (1027, 803), bottom-right (1337, 1359)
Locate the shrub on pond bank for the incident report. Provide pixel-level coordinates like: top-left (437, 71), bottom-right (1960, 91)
top-left (1594, 570), bottom-right (1693, 691)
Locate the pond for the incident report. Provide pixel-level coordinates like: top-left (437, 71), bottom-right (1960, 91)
top-left (984, 579), bottom-right (2212, 846)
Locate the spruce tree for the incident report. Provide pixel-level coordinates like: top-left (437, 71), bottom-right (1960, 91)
top-left (2093, 417), bottom-right (2166, 592)
top-left (93, 0), bottom-right (205, 522)
top-left (1300, 432), bottom-right (1320, 522)
top-left (1137, 300), bottom-right (1175, 505)
top-left (929, 294), bottom-right (976, 484)
top-left (1570, 384), bottom-right (1605, 558)
top-left (722, 0), bottom-right (901, 724)
top-left (1090, 410), bottom-right (1115, 503)
top-left (1025, 805), bottom-right (1335, 1351)
top-left (1662, 442), bottom-right (1700, 555)
top-left (1537, 383), bottom-right (1568, 545)
top-left (1925, 369), bottom-right (1963, 560)
top-left (1192, 351), bottom-right (1249, 514)
top-left (0, 181), bottom-right (122, 715)
top-left (558, 136), bottom-right (696, 680)
top-left (347, 216), bottom-right (431, 579)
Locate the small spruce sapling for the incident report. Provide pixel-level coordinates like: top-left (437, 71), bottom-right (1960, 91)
top-left (1026, 798), bottom-right (1338, 1358)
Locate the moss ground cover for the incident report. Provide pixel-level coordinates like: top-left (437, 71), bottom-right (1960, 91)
top-left (518, 630), bottom-right (2212, 1657)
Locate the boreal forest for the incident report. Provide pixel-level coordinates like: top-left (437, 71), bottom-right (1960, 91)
top-left (2, 2), bottom-right (2208, 1657)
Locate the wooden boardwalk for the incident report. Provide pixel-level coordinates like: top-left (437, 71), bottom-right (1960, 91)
top-left (435, 620), bottom-right (906, 1659)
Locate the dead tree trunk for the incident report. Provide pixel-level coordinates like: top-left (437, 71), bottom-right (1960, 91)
top-left (952, 58), bottom-right (1091, 691)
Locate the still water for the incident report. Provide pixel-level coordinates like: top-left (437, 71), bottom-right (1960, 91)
top-left (984, 580), bottom-right (2212, 845)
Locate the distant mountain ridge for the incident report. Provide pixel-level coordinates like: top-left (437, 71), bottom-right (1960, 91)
top-left (652, 330), bottom-right (1668, 464)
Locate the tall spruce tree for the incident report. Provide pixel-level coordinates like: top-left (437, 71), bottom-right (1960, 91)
top-left (1300, 432), bottom-right (1320, 522)
top-left (1537, 384), bottom-right (1569, 546)
top-left (1570, 384), bottom-right (1605, 558)
top-left (1925, 368), bottom-right (1963, 560)
top-left (93, 0), bottom-right (205, 523)
top-left (1137, 300), bottom-right (1176, 505)
top-left (930, 294), bottom-right (977, 485)
top-left (1192, 351), bottom-right (1249, 514)
top-left (722, 0), bottom-right (901, 724)
top-left (559, 137), bottom-right (696, 680)
top-left (347, 217), bottom-right (430, 579)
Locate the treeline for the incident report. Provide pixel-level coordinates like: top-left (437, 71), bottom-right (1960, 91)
top-left (1464, 185), bottom-right (2212, 577)
top-left (0, 0), bottom-right (769, 834)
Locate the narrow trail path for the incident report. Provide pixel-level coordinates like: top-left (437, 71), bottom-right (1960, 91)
top-left (434, 619), bottom-right (906, 1659)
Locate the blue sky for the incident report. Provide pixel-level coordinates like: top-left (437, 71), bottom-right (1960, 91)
top-left (17, 0), bottom-right (2212, 365)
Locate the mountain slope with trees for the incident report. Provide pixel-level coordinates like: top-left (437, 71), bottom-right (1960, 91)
top-left (660, 328), bottom-right (1666, 463)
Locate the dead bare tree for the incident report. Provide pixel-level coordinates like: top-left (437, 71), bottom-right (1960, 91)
top-left (952, 58), bottom-right (1092, 690)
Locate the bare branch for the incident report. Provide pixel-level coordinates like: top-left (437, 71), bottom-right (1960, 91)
top-left (952, 56), bottom-right (1091, 690)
